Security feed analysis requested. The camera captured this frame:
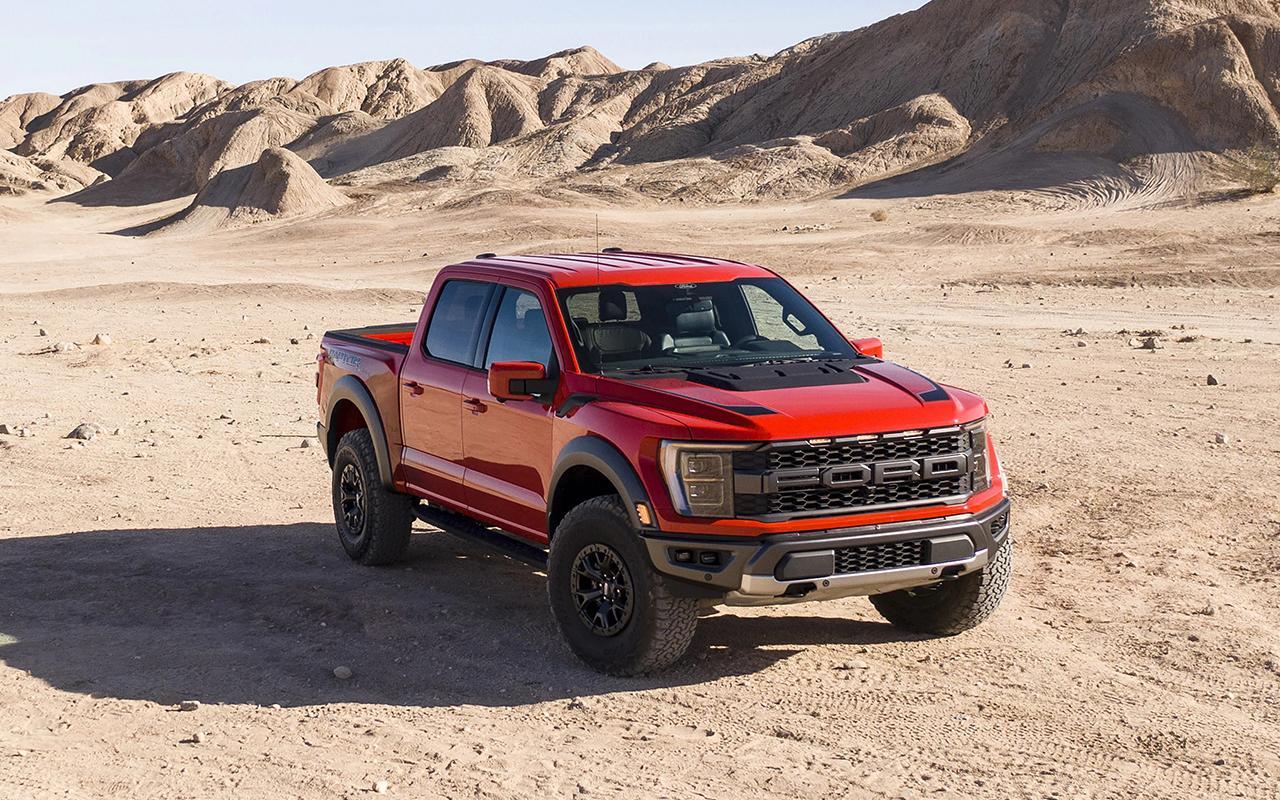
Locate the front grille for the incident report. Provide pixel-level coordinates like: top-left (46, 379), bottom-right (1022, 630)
top-left (834, 540), bottom-right (928, 574)
top-left (736, 431), bottom-right (967, 472)
top-left (736, 476), bottom-right (967, 516)
top-left (732, 427), bottom-right (976, 519)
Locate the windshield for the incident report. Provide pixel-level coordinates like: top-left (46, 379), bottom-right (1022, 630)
top-left (557, 278), bottom-right (858, 374)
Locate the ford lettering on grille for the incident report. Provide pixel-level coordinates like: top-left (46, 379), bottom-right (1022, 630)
top-left (765, 453), bottom-right (971, 493)
top-left (733, 429), bottom-right (975, 518)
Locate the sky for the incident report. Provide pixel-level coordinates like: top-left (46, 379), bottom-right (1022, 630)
top-left (2, 1), bottom-right (927, 98)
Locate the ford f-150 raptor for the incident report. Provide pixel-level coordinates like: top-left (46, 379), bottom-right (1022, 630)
top-left (316, 250), bottom-right (1011, 675)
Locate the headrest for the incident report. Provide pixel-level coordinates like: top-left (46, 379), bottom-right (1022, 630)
top-left (522, 307), bottom-right (546, 331)
top-left (668, 298), bottom-right (716, 335)
top-left (589, 326), bottom-right (649, 355)
top-left (598, 288), bottom-right (628, 322)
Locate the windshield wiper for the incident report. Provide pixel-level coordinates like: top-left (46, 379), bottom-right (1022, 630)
top-left (682, 353), bottom-right (847, 369)
top-left (602, 365), bottom-right (689, 376)
top-left (753, 353), bottom-right (854, 366)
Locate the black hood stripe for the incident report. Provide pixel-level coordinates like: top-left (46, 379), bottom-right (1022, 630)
top-left (853, 363), bottom-right (951, 404)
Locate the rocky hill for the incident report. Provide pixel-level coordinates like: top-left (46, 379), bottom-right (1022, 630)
top-left (3, 0), bottom-right (1279, 215)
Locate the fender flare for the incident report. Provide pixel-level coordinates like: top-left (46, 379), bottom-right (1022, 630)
top-left (548, 436), bottom-right (653, 533)
top-left (325, 375), bottom-right (394, 488)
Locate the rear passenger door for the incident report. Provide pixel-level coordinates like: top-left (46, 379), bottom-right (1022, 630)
top-left (398, 279), bottom-right (495, 510)
top-left (460, 285), bottom-right (559, 542)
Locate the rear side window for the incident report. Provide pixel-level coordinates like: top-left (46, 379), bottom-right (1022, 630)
top-left (485, 289), bottom-right (554, 369)
top-left (564, 288), bottom-right (640, 324)
top-left (424, 280), bottom-right (492, 365)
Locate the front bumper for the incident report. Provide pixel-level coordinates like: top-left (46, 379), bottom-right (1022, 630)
top-left (642, 499), bottom-right (1010, 606)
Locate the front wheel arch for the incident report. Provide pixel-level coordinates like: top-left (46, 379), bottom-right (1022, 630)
top-left (548, 437), bottom-right (653, 535)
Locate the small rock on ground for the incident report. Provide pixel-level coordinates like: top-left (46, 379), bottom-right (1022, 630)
top-left (178, 700), bottom-right (201, 712)
top-left (373, 780), bottom-right (390, 794)
top-left (1215, 433), bottom-right (1229, 444)
top-left (92, 333), bottom-right (112, 345)
top-left (333, 666), bottom-right (353, 680)
top-left (66, 423), bottom-right (102, 441)
top-left (1207, 375), bottom-right (1220, 386)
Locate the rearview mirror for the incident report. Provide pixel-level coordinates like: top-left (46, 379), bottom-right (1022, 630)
top-left (489, 361), bottom-right (557, 401)
top-left (850, 337), bottom-right (884, 359)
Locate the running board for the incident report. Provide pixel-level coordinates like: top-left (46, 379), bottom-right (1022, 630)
top-left (412, 503), bottom-right (548, 568)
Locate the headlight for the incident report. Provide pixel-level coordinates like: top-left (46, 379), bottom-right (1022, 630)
top-left (964, 418), bottom-right (991, 493)
top-left (660, 442), bottom-right (752, 518)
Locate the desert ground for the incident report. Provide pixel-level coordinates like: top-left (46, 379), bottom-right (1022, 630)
top-left (4, 0), bottom-right (1280, 794)
top-left (1, 183), bottom-right (1278, 799)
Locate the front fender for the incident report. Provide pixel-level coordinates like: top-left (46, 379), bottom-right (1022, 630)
top-left (549, 436), bottom-right (653, 532)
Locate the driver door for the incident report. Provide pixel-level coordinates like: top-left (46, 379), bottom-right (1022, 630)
top-left (460, 284), bottom-right (559, 542)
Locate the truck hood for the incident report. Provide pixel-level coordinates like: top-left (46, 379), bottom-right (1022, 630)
top-left (593, 360), bottom-right (987, 440)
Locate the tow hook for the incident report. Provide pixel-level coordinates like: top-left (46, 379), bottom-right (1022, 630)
top-left (782, 582), bottom-right (817, 598)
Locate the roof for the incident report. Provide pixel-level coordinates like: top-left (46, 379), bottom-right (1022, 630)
top-left (445, 250), bottom-right (777, 289)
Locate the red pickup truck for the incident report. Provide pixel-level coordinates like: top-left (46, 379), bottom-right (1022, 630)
top-left (316, 250), bottom-right (1010, 675)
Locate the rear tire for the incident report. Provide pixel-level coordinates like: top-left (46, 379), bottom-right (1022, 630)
top-left (870, 535), bottom-right (1011, 635)
top-left (331, 428), bottom-right (414, 566)
top-left (548, 496), bottom-right (698, 676)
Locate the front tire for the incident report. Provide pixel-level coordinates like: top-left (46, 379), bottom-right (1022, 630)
top-left (331, 428), bottom-right (414, 566)
top-left (870, 536), bottom-right (1012, 635)
top-left (547, 496), bottom-right (698, 676)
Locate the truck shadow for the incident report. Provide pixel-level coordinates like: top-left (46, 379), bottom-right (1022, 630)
top-left (0, 523), bottom-right (910, 708)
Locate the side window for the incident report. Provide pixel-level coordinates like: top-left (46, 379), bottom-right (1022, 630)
top-left (740, 283), bottom-right (820, 349)
top-left (424, 280), bottom-right (493, 365)
top-left (485, 288), bottom-right (554, 369)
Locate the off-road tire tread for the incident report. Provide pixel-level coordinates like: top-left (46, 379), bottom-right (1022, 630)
top-left (870, 535), bottom-right (1012, 635)
top-left (549, 495), bottom-right (698, 676)
top-left (333, 428), bottom-right (414, 566)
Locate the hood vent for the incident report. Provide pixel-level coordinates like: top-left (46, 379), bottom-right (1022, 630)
top-left (680, 359), bottom-right (871, 392)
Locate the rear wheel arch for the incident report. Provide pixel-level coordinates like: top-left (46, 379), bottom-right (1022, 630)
top-left (325, 375), bottom-right (394, 488)
top-left (548, 437), bottom-right (653, 536)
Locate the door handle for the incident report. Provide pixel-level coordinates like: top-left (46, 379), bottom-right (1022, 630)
top-left (402, 381), bottom-right (424, 396)
top-left (464, 397), bottom-right (487, 414)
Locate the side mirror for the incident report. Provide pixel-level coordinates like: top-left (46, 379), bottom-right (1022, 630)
top-left (850, 337), bottom-right (884, 359)
top-left (489, 361), bottom-right (557, 401)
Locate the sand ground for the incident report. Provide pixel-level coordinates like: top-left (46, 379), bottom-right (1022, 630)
top-left (1, 188), bottom-right (1278, 799)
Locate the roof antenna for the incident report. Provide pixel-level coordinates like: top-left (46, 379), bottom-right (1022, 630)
top-left (595, 213), bottom-right (602, 289)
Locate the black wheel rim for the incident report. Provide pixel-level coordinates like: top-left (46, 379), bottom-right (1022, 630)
top-left (571, 544), bottom-right (634, 637)
top-left (339, 463), bottom-right (366, 541)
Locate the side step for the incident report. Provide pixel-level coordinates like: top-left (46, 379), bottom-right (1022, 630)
top-left (412, 503), bottom-right (548, 568)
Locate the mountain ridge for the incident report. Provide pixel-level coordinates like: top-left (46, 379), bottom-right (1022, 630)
top-left (3, 0), bottom-right (1279, 225)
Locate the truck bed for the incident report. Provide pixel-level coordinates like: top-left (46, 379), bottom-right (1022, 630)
top-left (318, 323), bottom-right (417, 465)
top-left (323, 323), bottom-right (415, 351)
